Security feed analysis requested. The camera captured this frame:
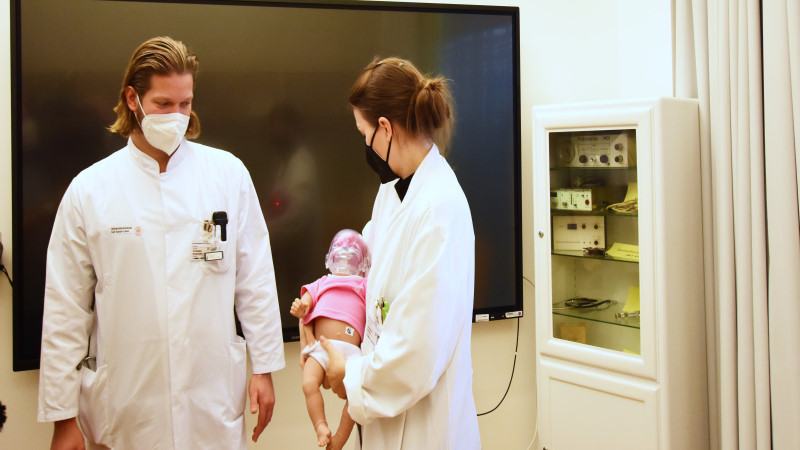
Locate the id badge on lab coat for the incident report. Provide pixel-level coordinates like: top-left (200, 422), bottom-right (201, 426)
top-left (364, 296), bottom-right (385, 347)
top-left (192, 240), bottom-right (223, 261)
top-left (191, 220), bottom-right (223, 262)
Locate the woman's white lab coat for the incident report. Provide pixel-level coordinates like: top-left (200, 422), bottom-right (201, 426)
top-left (343, 145), bottom-right (481, 449)
top-left (37, 140), bottom-right (285, 449)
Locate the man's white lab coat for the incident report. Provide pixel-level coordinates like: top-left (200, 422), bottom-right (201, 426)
top-left (344, 145), bottom-right (481, 449)
top-left (37, 140), bottom-right (285, 449)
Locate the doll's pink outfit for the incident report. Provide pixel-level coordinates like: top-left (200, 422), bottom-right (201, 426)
top-left (300, 274), bottom-right (367, 337)
top-left (300, 274), bottom-right (367, 369)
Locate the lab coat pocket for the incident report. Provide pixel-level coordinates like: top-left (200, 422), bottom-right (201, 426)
top-left (228, 336), bottom-right (248, 419)
top-left (202, 239), bottom-right (233, 274)
top-left (78, 364), bottom-right (111, 447)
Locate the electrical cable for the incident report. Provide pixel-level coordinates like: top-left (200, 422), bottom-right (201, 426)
top-left (607, 199), bottom-right (638, 214)
top-left (552, 297), bottom-right (616, 311)
top-left (0, 265), bottom-right (11, 288)
top-left (525, 420), bottom-right (539, 450)
top-left (477, 317), bottom-right (519, 416)
top-left (523, 271), bottom-right (541, 447)
top-left (0, 239), bottom-right (11, 287)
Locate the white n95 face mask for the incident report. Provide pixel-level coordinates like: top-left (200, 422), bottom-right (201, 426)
top-left (137, 95), bottom-right (189, 156)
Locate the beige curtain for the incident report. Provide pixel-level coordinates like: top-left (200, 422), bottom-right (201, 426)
top-left (675, 0), bottom-right (800, 448)
top-left (763, 1), bottom-right (800, 448)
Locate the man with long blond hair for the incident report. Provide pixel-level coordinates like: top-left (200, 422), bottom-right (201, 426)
top-left (37, 36), bottom-right (284, 449)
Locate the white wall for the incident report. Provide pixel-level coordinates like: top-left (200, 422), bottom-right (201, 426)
top-left (0, 0), bottom-right (672, 448)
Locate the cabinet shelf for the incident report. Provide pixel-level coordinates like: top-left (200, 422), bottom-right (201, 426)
top-left (550, 208), bottom-right (638, 218)
top-left (552, 251), bottom-right (639, 264)
top-left (553, 307), bottom-right (641, 329)
top-left (550, 166), bottom-right (638, 172)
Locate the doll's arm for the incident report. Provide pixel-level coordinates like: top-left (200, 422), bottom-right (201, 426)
top-left (290, 292), bottom-right (313, 318)
top-left (299, 319), bottom-right (310, 369)
top-left (299, 319), bottom-right (308, 349)
top-left (296, 293), bottom-right (317, 370)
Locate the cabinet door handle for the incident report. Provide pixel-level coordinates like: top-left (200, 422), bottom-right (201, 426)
top-left (538, 231), bottom-right (544, 238)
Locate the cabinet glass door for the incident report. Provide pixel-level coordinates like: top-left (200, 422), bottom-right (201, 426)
top-left (548, 129), bottom-right (640, 354)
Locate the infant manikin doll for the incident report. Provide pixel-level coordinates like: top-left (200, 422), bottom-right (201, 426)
top-left (290, 229), bottom-right (369, 448)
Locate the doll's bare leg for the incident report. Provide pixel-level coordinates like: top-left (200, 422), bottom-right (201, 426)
top-left (327, 401), bottom-right (355, 450)
top-left (302, 357), bottom-right (331, 446)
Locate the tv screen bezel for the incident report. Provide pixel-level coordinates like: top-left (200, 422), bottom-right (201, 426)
top-left (10, 0), bottom-right (522, 371)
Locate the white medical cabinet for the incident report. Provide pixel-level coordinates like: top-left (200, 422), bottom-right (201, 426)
top-left (532, 98), bottom-right (708, 449)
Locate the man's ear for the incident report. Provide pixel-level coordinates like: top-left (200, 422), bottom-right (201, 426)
top-left (124, 86), bottom-right (139, 113)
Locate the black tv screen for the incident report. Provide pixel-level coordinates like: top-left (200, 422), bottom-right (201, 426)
top-left (11, 0), bottom-right (521, 371)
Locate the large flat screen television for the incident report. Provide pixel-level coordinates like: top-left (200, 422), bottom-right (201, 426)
top-left (11, 0), bottom-right (521, 371)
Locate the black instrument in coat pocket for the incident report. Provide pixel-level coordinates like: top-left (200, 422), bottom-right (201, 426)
top-left (212, 211), bottom-right (228, 242)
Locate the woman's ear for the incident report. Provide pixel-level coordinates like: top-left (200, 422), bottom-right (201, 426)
top-left (378, 116), bottom-right (392, 141)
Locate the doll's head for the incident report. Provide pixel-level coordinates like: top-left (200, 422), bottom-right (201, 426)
top-left (325, 229), bottom-right (370, 277)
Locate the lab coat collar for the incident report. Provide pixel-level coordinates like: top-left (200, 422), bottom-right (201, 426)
top-left (127, 138), bottom-right (190, 175)
top-left (397, 144), bottom-right (440, 203)
top-left (385, 144), bottom-right (441, 216)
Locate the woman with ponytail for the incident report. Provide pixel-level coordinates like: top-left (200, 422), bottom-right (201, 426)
top-left (320, 57), bottom-right (480, 450)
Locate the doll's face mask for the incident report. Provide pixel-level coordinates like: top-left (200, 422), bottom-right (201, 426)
top-left (325, 229), bottom-right (371, 277)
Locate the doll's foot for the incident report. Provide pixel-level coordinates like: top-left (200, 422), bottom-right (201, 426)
top-left (315, 422), bottom-right (331, 447)
top-left (327, 430), bottom-right (348, 450)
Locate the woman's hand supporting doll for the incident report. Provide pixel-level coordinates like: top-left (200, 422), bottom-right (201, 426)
top-left (320, 336), bottom-right (347, 399)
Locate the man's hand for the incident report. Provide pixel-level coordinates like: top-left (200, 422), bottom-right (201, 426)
top-left (248, 373), bottom-right (276, 442)
top-left (290, 295), bottom-right (311, 319)
top-left (51, 417), bottom-right (85, 450)
top-left (320, 336), bottom-right (347, 399)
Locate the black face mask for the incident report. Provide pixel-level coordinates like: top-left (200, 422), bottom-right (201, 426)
top-left (365, 122), bottom-right (400, 184)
